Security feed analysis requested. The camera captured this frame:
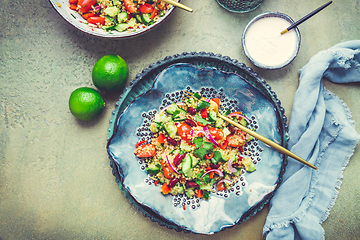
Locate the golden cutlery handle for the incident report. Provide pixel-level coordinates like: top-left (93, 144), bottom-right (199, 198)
top-left (218, 114), bottom-right (317, 170)
top-left (162, 0), bottom-right (193, 12)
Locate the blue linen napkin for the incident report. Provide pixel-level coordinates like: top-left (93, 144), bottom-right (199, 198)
top-left (263, 40), bottom-right (360, 239)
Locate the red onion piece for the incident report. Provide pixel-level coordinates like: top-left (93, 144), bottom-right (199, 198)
top-left (201, 169), bottom-right (223, 178)
top-left (166, 155), bottom-right (180, 174)
top-left (227, 159), bottom-right (237, 173)
top-left (227, 112), bottom-right (250, 123)
top-left (215, 178), bottom-right (233, 192)
top-left (195, 130), bottom-right (205, 136)
top-left (203, 126), bottom-right (219, 146)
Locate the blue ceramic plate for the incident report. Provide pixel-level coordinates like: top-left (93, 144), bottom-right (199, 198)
top-left (107, 52), bottom-right (288, 234)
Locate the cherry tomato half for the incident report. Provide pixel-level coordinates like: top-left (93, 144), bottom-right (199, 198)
top-left (139, 3), bottom-right (154, 13)
top-left (87, 16), bottom-right (105, 25)
top-left (77, 0), bottom-right (96, 14)
top-left (177, 122), bottom-right (192, 140)
top-left (226, 133), bottom-right (246, 147)
top-left (208, 127), bottom-right (224, 140)
top-left (123, 0), bottom-right (137, 13)
top-left (135, 144), bottom-right (156, 158)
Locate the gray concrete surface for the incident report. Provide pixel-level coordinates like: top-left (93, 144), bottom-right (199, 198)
top-left (1, 0), bottom-right (359, 239)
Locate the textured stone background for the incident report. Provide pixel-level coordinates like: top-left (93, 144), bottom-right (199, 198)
top-left (1, 0), bottom-right (359, 239)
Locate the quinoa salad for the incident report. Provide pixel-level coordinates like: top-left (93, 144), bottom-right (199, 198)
top-left (134, 90), bottom-right (260, 201)
top-left (68, 0), bottom-right (171, 32)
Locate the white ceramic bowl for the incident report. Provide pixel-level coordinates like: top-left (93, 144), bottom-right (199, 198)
top-left (242, 12), bottom-right (301, 69)
top-left (49, 0), bottom-right (177, 39)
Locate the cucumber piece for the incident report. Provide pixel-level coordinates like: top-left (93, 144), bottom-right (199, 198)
top-left (239, 117), bottom-right (248, 127)
top-left (102, 25), bottom-right (115, 31)
top-left (181, 154), bottom-right (192, 176)
top-left (164, 122), bottom-right (177, 138)
top-left (141, 13), bottom-right (152, 25)
top-left (166, 103), bottom-right (178, 114)
top-left (114, 23), bottom-right (129, 32)
top-left (135, 14), bottom-right (142, 23)
top-left (222, 127), bottom-right (231, 138)
top-left (104, 6), bottom-right (120, 17)
top-left (180, 142), bottom-right (192, 152)
top-left (243, 157), bottom-right (256, 172)
top-left (127, 17), bottom-right (137, 27)
top-left (117, 11), bottom-right (128, 23)
top-left (185, 188), bottom-right (195, 198)
top-left (208, 111), bottom-right (217, 122)
top-left (191, 154), bottom-right (199, 167)
top-left (215, 118), bottom-right (224, 128)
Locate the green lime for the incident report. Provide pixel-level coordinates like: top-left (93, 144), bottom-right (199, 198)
top-left (92, 55), bottom-right (129, 93)
top-left (69, 87), bottom-right (105, 121)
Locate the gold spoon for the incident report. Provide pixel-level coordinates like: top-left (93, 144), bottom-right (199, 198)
top-left (183, 91), bottom-right (317, 169)
top-left (162, 0), bottom-right (193, 12)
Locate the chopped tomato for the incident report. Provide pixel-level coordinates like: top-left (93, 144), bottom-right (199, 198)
top-left (136, 140), bottom-right (146, 148)
top-left (150, 9), bottom-right (159, 19)
top-left (200, 108), bottom-right (208, 119)
top-left (77, 0), bottom-right (96, 14)
top-left (69, 0), bottom-right (78, 4)
top-left (177, 122), bottom-right (192, 140)
top-left (208, 127), bottom-right (224, 140)
top-left (139, 3), bottom-right (154, 13)
top-left (69, 4), bottom-right (77, 10)
top-left (217, 182), bottom-right (226, 191)
top-left (157, 133), bottom-right (166, 144)
top-left (123, 0), bottom-right (137, 13)
top-left (135, 143), bottom-right (156, 158)
top-left (226, 134), bottom-right (246, 147)
top-left (196, 189), bottom-right (203, 198)
top-left (82, 12), bottom-right (96, 19)
top-left (161, 183), bottom-right (171, 195)
top-left (87, 16), bottom-right (105, 25)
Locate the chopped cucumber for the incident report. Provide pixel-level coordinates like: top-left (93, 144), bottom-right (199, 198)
top-left (104, 6), bottom-right (120, 17)
top-left (141, 13), bottom-right (152, 25)
top-left (166, 103), bottom-right (178, 114)
top-left (180, 142), bottom-right (192, 152)
top-left (114, 23), bottom-right (128, 32)
top-left (239, 117), bottom-right (248, 127)
top-left (208, 111), bottom-right (217, 122)
top-left (117, 11), bottom-right (128, 23)
top-left (182, 154), bottom-right (192, 177)
top-left (128, 17), bottom-right (137, 27)
top-left (164, 122), bottom-right (177, 138)
top-left (243, 157), bottom-right (256, 172)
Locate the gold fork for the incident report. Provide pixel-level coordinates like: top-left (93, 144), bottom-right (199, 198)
top-left (182, 91), bottom-right (317, 170)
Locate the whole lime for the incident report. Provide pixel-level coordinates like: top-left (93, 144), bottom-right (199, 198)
top-left (92, 55), bottom-right (129, 93)
top-left (69, 87), bottom-right (105, 121)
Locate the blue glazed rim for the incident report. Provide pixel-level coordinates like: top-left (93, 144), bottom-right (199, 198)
top-left (106, 52), bottom-right (288, 233)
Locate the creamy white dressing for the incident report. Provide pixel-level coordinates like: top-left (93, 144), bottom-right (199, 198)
top-left (244, 17), bottom-right (298, 67)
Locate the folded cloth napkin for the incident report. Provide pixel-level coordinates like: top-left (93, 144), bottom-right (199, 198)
top-left (263, 40), bottom-right (360, 239)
